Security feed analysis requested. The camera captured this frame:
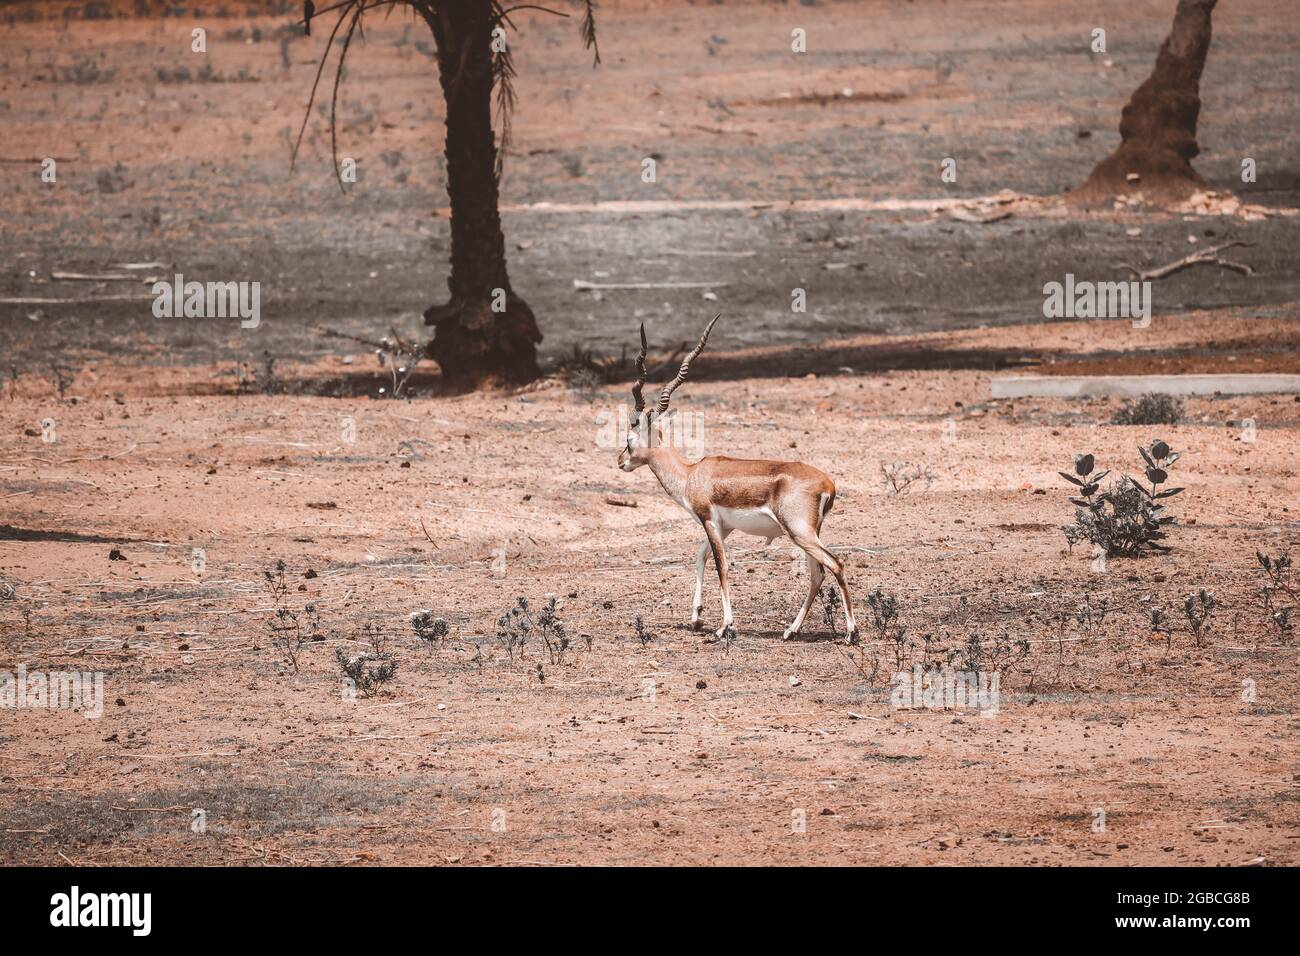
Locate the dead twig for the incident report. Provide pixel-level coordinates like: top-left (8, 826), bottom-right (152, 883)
top-left (110, 805), bottom-right (191, 813)
top-left (99, 751), bottom-right (238, 760)
top-left (419, 514), bottom-right (440, 548)
top-left (1125, 240), bottom-right (1255, 281)
top-left (313, 325), bottom-right (389, 351)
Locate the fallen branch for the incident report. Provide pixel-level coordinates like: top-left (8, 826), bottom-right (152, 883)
top-left (573, 279), bottom-right (728, 291)
top-left (1126, 240), bottom-right (1255, 280)
top-left (686, 123), bottom-right (759, 138)
top-left (948, 207), bottom-right (1013, 224)
top-left (51, 442), bottom-right (140, 466)
top-left (99, 751), bottom-right (237, 760)
top-left (312, 325), bottom-right (389, 350)
top-left (423, 500), bottom-right (547, 523)
top-left (419, 514), bottom-right (439, 548)
top-left (111, 805), bottom-right (190, 813)
top-left (0, 294), bottom-right (155, 304)
top-left (51, 272), bottom-right (155, 283)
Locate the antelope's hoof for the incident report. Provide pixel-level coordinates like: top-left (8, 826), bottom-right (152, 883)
top-left (845, 628), bottom-right (861, 646)
top-left (715, 625), bottom-right (736, 642)
top-left (782, 626), bottom-right (797, 641)
top-left (690, 617), bottom-right (704, 632)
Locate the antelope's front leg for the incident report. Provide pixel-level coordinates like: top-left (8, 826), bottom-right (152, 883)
top-left (702, 518), bottom-right (734, 639)
top-left (690, 539), bottom-right (709, 631)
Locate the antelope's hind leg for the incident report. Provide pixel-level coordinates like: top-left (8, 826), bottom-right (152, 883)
top-left (783, 552), bottom-right (824, 640)
top-left (779, 514), bottom-right (858, 643)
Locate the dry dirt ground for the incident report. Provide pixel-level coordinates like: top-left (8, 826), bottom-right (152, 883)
top-left (2, 0), bottom-right (1300, 366)
top-left (2, 312), bottom-right (1299, 866)
top-left (1, 0), bottom-right (1299, 866)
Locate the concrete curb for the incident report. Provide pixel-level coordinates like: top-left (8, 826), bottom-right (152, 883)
top-left (991, 374), bottom-right (1300, 399)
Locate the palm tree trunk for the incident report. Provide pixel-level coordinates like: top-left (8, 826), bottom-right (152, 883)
top-left (420, 1), bottom-right (541, 387)
top-left (1075, 0), bottom-right (1218, 203)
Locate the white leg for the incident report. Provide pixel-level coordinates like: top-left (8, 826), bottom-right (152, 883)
top-left (690, 539), bottom-right (709, 630)
top-left (703, 519), bottom-right (734, 638)
top-left (779, 515), bottom-right (858, 644)
top-left (783, 553), bottom-right (824, 640)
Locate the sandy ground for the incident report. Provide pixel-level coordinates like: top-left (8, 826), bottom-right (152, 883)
top-left (2, 312), bottom-right (1298, 866)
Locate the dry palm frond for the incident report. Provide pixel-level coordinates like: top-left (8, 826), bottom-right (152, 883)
top-left (290, 0), bottom-right (356, 175)
top-left (328, 2), bottom-right (367, 192)
top-left (580, 0), bottom-right (600, 65)
top-left (294, 0), bottom-right (600, 189)
top-left (490, 3), bottom-right (518, 184)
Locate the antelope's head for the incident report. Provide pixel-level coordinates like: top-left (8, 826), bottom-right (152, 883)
top-left (618, 315), bottom-right (719, 472)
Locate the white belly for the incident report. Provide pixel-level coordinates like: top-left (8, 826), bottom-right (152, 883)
top-left (716, 506), bottom-right (783, 539)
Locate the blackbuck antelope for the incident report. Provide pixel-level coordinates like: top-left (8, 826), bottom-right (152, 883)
top-left (617, 316), bottom-right (859, 643)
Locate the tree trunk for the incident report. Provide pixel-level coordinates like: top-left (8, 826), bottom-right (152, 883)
top-left (1074, 0), bottom-right (1218, 204)
top-left (420, 2), bottom-right (541, 388)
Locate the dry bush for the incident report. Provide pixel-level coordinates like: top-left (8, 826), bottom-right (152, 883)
top-left (1111, 392), bottom-right (1183, 426)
